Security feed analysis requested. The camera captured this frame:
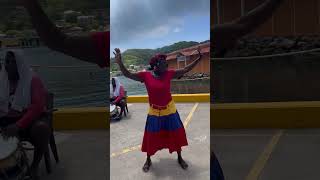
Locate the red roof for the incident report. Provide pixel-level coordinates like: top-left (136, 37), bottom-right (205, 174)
top-left (166, 41), bottom-right (210, 61)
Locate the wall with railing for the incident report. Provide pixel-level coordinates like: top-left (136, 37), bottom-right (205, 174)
top-left (212, 48), bottom-right (320, 103)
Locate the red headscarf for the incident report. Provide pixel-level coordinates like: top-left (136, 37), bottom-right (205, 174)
top-left (149, 54), bottom-right (167, 70)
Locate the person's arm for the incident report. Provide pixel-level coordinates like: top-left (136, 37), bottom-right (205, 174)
top-left (173, 49), bottom-right (202, 79)
top-left (114, 86), bottom-right (125, 104)
top-left (22, 0), bottom-right (108, 67)
top-left (212, 0), bottom-right (285, 53)
top-left (16, 77), bottom-right (46, 129)
top-left (113, 48), bottom-right (143, 82)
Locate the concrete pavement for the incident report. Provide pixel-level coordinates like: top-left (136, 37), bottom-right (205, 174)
top-left (110, 103), bottom-right (210, 180)
top-left (34, 130), bottom-right (108, 180)
top-left (213, 129), bottom-right (320, 180)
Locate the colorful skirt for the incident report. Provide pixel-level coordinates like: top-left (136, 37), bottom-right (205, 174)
top-left (141, 100), bottom-right (188, 156)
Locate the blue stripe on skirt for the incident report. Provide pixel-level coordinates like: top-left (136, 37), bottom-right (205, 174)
top-left (145, 111), bottom-right (184, 132)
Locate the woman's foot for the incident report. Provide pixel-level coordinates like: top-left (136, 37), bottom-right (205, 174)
top-left (178, 157), bottom-right (188, 170)
top-left (142, 158), bottom-right (152, 172)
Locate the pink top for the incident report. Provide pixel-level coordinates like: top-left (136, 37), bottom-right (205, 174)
top-left (138, 70), bottom-right (176, 106)
top-left (113, 86), bottom-right (125, 104)
top-left (91, 31), bottom-right (110, 68)
top-left (16, 76), bottom-right (47, 129)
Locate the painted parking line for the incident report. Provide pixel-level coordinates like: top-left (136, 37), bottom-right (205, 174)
top-left (245, 130), bottom-right (283, 180)
top-left (183, 103), bottom-right (199, 128)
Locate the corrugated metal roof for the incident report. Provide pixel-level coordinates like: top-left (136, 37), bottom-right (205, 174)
top-left (166, 42), bottom-right (210, 61)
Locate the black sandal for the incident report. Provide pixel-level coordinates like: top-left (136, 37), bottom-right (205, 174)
top-left (178, 158), bottom-right (188, 170)
top-left (142, 160), bottom-right (152, 172)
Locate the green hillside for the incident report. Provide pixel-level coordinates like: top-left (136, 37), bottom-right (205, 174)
top-left (0, 0), bottom-right (109, 33)
top-left (111, 40), bottom-right (205, 71)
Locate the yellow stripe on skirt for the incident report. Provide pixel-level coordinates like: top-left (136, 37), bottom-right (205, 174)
top-left (148, 100), bottom-right (177, 116)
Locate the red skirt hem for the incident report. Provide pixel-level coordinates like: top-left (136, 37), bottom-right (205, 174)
top-left (141, 128), bottom-right (188, 156)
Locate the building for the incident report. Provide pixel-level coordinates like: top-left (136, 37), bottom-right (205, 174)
top-left (0, 36), bottom-right (41, 48)
top-left (77, 16), bottom-right (95, 27)
top-left (166, 42), bottom-right (210, 75)
top-left (212, 0), bottom-right (320, 36)
top-left (64, 10), bottom-right (81, 23)
top-left (0, 37), bottom-right (20, 48)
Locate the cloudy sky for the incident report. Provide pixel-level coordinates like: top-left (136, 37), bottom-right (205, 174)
top-left (110, 0), bottom-right (210, 54)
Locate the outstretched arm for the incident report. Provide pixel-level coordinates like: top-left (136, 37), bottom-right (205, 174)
top-left (173, 48), bottom-right (202, 79)
top-left (113, 48), bottom-right (142, 82)
top-left (22, 0), bottom-right (108, 67)
top-left (212, 0), bottom-right (285, 53)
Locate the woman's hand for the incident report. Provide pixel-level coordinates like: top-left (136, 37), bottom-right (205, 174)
top-left (173, 46), bottom-right (203, 79)
top-left (113, 48), bottom-right (122, 65)
top-left (113, 48), bottom-right (143, 82)
top-left (196, 46), bottom-right (202, 58)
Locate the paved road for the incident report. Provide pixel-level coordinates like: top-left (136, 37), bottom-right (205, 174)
top-left (36, 130), bottom-right (108, 180)
top-left (213, 129), bottom-right (320, 180)
top-left (110, 103), bottom-right (210, 180)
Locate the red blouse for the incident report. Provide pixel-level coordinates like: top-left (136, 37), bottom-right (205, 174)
top-left (138, 70), bottom-right (176, 106)
top-left (16, 75), bottom-right (47, 129)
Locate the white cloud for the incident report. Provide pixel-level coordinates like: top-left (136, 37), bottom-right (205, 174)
top-left (173, 27), bottom-right (182, 33)
top-left (110, 0), bottom-right (209, 44)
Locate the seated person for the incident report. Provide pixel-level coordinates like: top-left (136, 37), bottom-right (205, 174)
top-left (0, 50), bottom-right (50, 180)
top-left (110, 77), bottom-right (126, 117)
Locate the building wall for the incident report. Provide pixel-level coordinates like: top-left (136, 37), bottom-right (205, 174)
top-left (212, 0), bottom-right (320, 36)
top-left (167, 53), bottom-right (210, 74)
top-left (211, 0), bottom-right (320, 103)
top-left (212, 55), bottom-right (320, 103)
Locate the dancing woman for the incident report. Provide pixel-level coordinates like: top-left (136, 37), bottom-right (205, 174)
top-left (113, 47), bottom-right (203, 172)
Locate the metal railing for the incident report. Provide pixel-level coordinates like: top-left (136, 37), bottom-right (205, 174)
top-left (212, 48), bottom-right (320, 103)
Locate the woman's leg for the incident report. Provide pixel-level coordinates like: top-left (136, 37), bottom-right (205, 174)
top-left (118, 100), bottom-right (128, 117)
top-left (177, 150), bottom-right (188, 169)
top-left (142, 155), bottom-right (152, 172)
top-left (29, 121), bottom-right (51, 180)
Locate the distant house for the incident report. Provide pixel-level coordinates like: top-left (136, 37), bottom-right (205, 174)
top-left (77, 16), bottom-right (95, 27)
top-left (63, 10), bottom-right (79, 16)
top-left (19, 36), bottom-right (41, 47)
top-left (0, 34), bottom-right (41, 48)
top-left (65, 26), bottom-right (83, 34)
top-left (166, 42), bottom-right (210, 75)
top-left (0, 38), bottom-right (20, 48)
top-left (55, 20), bottom-right (65, 27)
top-left (129, 65), bottom-right (135, 69)
top-left (63, 10), bottom-right (81, 23)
